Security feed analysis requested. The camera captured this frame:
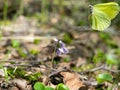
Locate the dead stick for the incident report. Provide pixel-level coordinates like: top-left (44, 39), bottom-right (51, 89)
top-left (82, 65), bottom-right (120, 73)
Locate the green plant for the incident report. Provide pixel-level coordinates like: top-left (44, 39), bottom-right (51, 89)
top-left (11, 40), bottom-right (20, 48)
top-left (9, 68), bottom-right (26, 78)
top-left (106, 54), bottom-right (118, 65)
top-left (17, 48), bottom-right (27, 58)
top-left (3, 0), bottom-right (8, 20)
top-left (96, 73), bottom-right (113, 83)
top-left (33, 82), bottom-right (54, 90)
top-left (45, 86), bottom-right (54, 90)
top-left (25, 72), bottom-right (41, 81)
top-left (56, 83), bottom-right (69, 90)
top-left (30, 49), bottom-right (39, 55)
top-left (34, 82), bottom-right (45, 90)
top-left (33, 82), bottom-right (69, 90)
top-left (40, 0), bottom-right (49, 23)
top-left (62, 33), bottom-right (73, 44)
top-left (93, 49), bottom-right (105, 63)
top-left (3, 67), bottom-right (9, 82)
top-left (34, 39), bottom-right (41, 45)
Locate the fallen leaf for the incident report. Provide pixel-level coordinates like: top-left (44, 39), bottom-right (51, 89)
top-left (76, 57), bottom-right (86, 67)
top-left (8, 86), bottom-right (19, 90)
top-left (60, 72), bottom-right (86, 90)
top-left (12, 79), bottom-right (28, 90)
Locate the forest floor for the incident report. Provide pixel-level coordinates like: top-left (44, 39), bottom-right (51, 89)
top-left (0, 15), bottom-right (120, 90)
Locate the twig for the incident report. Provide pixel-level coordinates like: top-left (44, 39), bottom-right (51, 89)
top-left (3, 64), bottom-right (32, 67)
top-left (49, 68), bottom-right (69, 77)
top-left (82, 65), bottom-right (120, 73)
top-left (89, 65), bottom-right (105, 72)
top-left (0, 59), bottom-right (46, 63)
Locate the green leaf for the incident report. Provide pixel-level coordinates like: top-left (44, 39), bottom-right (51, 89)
top-left (56, 83), bottom-right (69, 90)
top-left (96, 73), bottom-right (113, 83)
top-left (93, 49), bottom-right (105, 63)
top-left (11, 40), bottom-right (20, 48)
top-left (90, 2), bottom-right (120, 31)
top-left (33, 39), bottom-right (41, 45)
top-left (17, 48), bottom-right (27, 58)
top-left (45, 86), bottom-right (54, 90)
top-left (106, 54), bottom-right (118, 65)
top-left (99, 32), bottom-right (110, 40)
top-left (25, 72), bottom-right (41, 81)
top-left (34, 82), bottom-right (45, 90)
top-left (62, 33), bottom-right (73, 44)
top-left (9, 68), bottom-right (26, 78)
top-left (30, 49), bottom-right (39, 55)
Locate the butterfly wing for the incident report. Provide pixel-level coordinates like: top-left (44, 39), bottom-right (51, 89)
top-left (91, 9), bottom-right (111, 31)
top-left (94, 2), bottom-right (120, 20)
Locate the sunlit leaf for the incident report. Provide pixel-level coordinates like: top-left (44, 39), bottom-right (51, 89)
top-left (30, 49), bottom-right (39, 55)
top-left (11, 40), bottom-right (20, 48)
top-left (93, 49), bottom-right (105, 63)
top-left (34, 82), bottom-right (45, 90)
top-left (96, 73), bottom-right (112, 83)
top-left (56, 83), bottom-right (69, 90)
top-left (106, 54), bottom-right (118, 65)
top-left (45, 86), bottom-right (54, 90)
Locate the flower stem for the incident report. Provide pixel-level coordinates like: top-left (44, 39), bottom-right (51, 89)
top-left (51, 47), bottom-right (56, 69)
top-left (44, 47), bottom-right (56, 85)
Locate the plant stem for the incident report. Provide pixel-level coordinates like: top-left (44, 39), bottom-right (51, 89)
top-left (51, 47), bottom-right (56, 69)
top-left (3, 0), bottom-right (8, 20)
top-left (44, 47), bottom-right (56, 85)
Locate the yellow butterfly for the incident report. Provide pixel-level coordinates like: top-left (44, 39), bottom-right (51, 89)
top-left (90, 2), bottom-right (120, 31)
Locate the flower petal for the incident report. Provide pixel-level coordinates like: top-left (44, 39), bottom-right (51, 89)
top-left (54, 38), bottom-right (58, 42)
top-left (62, 47), bottom-right (68, 53)
top-left (58, 48), bottom-right (64, 53)
top-left (56, 49), bottom-right (62, 55)
top-left (59, 41), bottom-right (65, 47)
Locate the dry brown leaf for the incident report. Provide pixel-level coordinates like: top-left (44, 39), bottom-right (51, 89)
top-left (8, 86), bottom-right (19, 90)
top-left (60, 72), bottom-right (86, 90)
top-left (76, 57), bottom-right (86, 67)
top-left (12, 79), bottom-right (28, 90)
